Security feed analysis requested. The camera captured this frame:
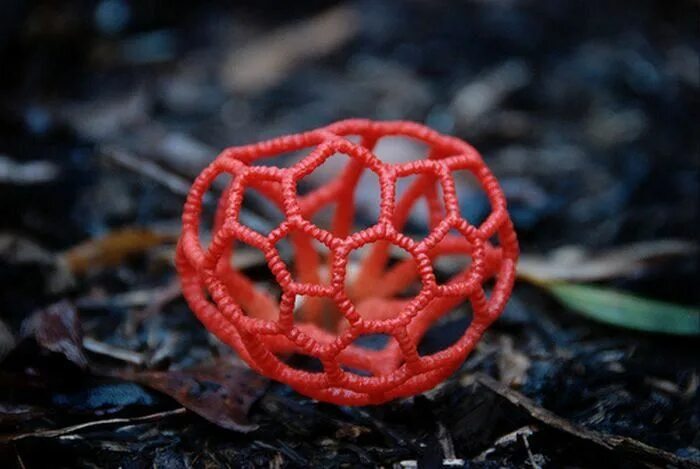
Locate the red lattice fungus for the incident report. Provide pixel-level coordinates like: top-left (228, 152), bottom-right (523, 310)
top-left (176, 119), bottom-right (518, 405)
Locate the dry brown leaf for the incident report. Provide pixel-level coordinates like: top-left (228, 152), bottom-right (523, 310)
top-left (61, 228), bottom-right (176, 275)
top-left (221, 5), bottom-right (359, 93)
top-left (121, 359), bottom-right (268, 432)
top-left (517, 239), bottom-right (697, 283)
top-left (21, 301), bottom-right (88, 369)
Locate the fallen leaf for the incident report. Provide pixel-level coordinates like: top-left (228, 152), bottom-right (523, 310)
top-left (543, 282), bottom-right (700, 336)
top-left (21, 301), bottom-right (88, 368)
top-left (61, 227), bottom-right (176, 275)
top-left (121, 359), bottom-right (268, 432)
top-left (518, 239), bottom-right (697, 283)
top-left (221, 5), bottom-right (359, 93)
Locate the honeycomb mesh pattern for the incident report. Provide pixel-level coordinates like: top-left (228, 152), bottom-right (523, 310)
top-left (176, 119), bottom-right (518, 405)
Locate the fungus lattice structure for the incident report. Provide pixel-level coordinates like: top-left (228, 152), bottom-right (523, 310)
top-left (176, 119), bottom-right (518, 405)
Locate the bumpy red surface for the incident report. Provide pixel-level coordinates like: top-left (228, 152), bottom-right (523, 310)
top-left (176, 119), bottom-right (518, 405)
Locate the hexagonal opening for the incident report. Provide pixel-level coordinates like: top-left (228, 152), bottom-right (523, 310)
top-left (273, 227), bottom-right (332, 288)
top-left (283, 353), bottom-right (325, 374)
top-left (292, 293), bottom-right (337, 332)
top-left (295, 151), bottom-right (382, 234)
top-left (448, 168), bottom-right (490, 228)
top-left (347, 239), bottom-right (420, 313)
top-left (238, 185), bottom-right (286, 236)
top-left (392, 164), bottom-right (448, 244)
top-left (214, 236), bottom-right (282, 322)
top-left (339, 333), bottom-right (399, 377)
top-left (373, 135), bottom-right (430, 164)
top-left (416, 300), bottom-right (473, 357)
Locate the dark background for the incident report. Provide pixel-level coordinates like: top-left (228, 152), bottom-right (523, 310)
top-left (0, 0), bottom-right (698, 467)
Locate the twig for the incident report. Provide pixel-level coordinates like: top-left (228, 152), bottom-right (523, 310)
top-left (76, 287), bottom-right (174, 310)
top-left (2, 408), bottom-right (187, 442)
top-left (253, 440), bottom-right (308, 467)
top-left (82, 337), bottom-right (146, 366)
top-left (15, 449), bottom-right (26, 469)
top-left (101, 145), bottom-right (194, 198)
top-left (436, 421), bottom-right (456, 460)
top-left (475, 425), bottom-right (537, 462)
top-left (519, 431), bottom-right (541, 469)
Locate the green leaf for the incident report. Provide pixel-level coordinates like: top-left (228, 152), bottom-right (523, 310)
top-left (543, 282), bottom-right (700, 336)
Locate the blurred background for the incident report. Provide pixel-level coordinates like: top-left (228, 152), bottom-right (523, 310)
top-left (0, 0), bottom-right (698, 467)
